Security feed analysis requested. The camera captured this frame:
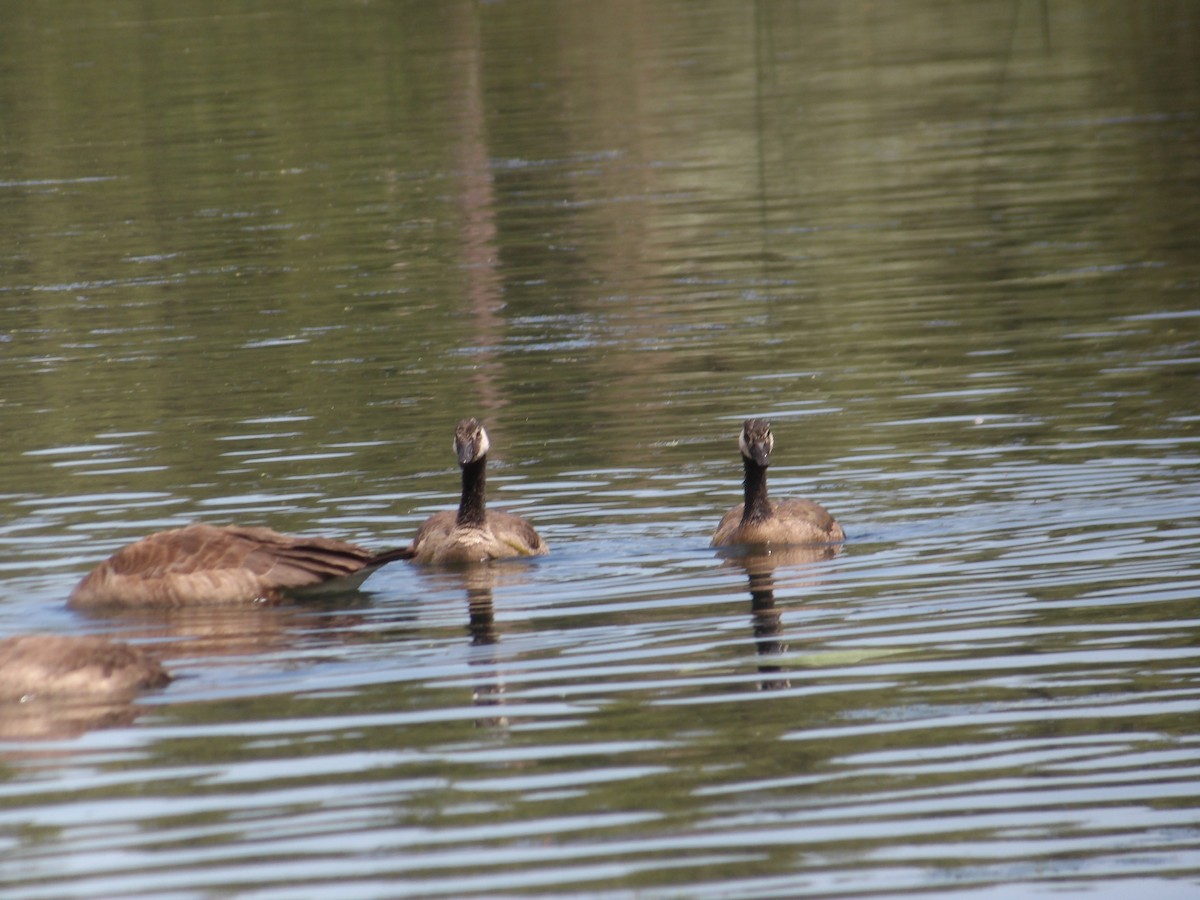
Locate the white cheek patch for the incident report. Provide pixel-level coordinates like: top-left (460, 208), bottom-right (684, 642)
top-left (476, 427), bottom-right (490, 459)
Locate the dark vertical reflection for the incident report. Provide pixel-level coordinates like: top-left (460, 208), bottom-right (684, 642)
top-left (467, 586), bottom-right (499, 647)
top-left (461, 567), bottom-right (507, 727)
top-left (746, 560), bottom-right (789, 691)
top-left (725, 545), bottom-right (841, 691)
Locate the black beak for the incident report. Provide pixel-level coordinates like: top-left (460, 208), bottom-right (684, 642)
top-left (748, 442), bottom-right (771, 468)
top-left (456, 436), bottom-right (480, 466)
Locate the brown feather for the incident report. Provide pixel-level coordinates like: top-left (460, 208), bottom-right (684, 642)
top-left (712, 499), bottom-right (845, 546)
top-left (408, 509), bottom-right (547, 564)
top-left (69, 523), bottom-right (409, 609)
top-left (0, 634), bottom-right (170, 699)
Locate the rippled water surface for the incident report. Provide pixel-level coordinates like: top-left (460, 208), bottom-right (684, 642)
top-left (2, 1), bottom-right (1199, 897)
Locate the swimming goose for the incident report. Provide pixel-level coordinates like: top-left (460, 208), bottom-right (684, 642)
top-left (69, 523), bottom-right (411, 609)
top-left (0, 634), bottom-right (170, 700)
top-left (406, 417), bottom-right (547, 564)
top-left (711, 418), bottom-right (845, 547)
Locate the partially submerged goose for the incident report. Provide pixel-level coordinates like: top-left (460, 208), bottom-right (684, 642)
top-left (0, 634), bottom-right (170, 700)
top-left (69, 523), bottom-right (411, 610)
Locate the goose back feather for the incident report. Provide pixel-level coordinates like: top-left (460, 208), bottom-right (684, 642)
top-left (0, 634), bottom-right (170, 700)
top-left (69, 523), bottom-right (410, 609)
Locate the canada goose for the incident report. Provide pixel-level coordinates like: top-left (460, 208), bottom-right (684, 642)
top-left (68, 523), bottom-right (412, 610)
top-left (407, 417), bottom-right (547, 564)
top-left (0, 634), bottom-right (170, 700)
top-left (711, 418), bottom-right (845, 547)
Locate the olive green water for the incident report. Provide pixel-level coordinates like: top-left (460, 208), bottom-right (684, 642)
top-left (2, 1), bottom-right (1199, 897)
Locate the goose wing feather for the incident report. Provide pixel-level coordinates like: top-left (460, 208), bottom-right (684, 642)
top-left (69, 524), bottom-right (405, 609)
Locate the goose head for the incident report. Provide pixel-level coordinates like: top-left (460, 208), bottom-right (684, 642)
top-left (738, 418), bottom-right (773, 468)
top-left (454, 417), bottom-right (490, 467)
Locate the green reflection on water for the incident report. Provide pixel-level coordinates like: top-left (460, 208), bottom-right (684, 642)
top-left (1, 0), bottom-right (1199, 895)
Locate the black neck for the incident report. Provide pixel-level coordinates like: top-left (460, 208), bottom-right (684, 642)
top-left (456, 455), bottom-right (488, 527)
top-left (741, 456), bottom-right (772, 523)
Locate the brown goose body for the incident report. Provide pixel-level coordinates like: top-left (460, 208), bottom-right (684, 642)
top-left (409, 508), bottom-right (547, 564)
top-left (711, 418), bottom-right (845, 548)
top-left (0, 634), bottom-right (170, 700)
top-left (69, 523), bottom-right (410, 610)
top-left (407, 418), bottom-right (547, 565)
top-left (712, 497), bottom-right (845, 546)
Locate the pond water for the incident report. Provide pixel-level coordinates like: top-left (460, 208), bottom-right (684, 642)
top-left (2, 1), bottom-right (1199, 896)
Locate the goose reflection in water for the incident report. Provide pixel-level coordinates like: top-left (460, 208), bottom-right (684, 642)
top-left (409, 563), bottom-right (529, 729)
top-left (0, 634), bottom-right (170, 742)
top-left (1, 593), bottom-right (381, 744)
top-left (463, 567), bottom-right (507, 728)
top-left (720, 544), bottom-right (843, 691)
